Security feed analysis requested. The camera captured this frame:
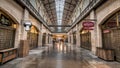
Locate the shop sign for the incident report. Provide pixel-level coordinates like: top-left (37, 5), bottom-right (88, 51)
top-left (103, 29), bottom-right (110, 33)
top-left (82, 22), bottom-right (94, 27)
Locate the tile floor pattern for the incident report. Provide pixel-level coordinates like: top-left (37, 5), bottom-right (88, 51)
top-left (0, 46), bottom-right (120, 68)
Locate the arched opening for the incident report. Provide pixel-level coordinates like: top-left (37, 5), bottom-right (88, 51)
top-left (0, 11), bottom-right (17, 50)
top-left (27, 26), bottom-right (39, 50)
top-left (101, 11), bottom-right (120, 62)
top-left (80, 29), bottom-right (91, 50)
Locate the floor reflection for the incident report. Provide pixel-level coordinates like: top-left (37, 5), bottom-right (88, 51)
top-left (0, 42), bottom-right (88, 68)
top-left (1, 42), bottom-right (120, 68)
top-left (56, 42), bottom-right (67, 53)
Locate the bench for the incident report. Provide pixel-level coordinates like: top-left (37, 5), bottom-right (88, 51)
top-left (0, 48), bottom-right (17, 64)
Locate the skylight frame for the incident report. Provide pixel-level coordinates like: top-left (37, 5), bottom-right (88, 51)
top-left (55, 0), bottom-right (65, 31)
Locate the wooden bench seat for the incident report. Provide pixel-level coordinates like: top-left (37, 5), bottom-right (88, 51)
top-left (0, 48), bottom-right (17, 64)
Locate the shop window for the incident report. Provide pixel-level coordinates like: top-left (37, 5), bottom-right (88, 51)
top-left (80, 30), bottom-right (91, 50)
top-left (0, 14), bottom-right (16, 50)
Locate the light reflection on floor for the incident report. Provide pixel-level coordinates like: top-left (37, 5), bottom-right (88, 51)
top-left (56, 42), bottom-right (67, 53)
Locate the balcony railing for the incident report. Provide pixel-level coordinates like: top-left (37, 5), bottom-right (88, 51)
top-left (16, 0), bottom-right (50, 31)
top-left (68, 0), bottom-right (105, 32)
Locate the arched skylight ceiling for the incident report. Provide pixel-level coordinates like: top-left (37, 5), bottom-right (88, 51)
top-left (41, 0), bottom-right (78, 32)
top-left (55, 0), bottom-right (65, 32)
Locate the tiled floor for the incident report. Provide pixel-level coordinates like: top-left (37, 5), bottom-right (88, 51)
top-left (0, 44), bottom-right (120, 68)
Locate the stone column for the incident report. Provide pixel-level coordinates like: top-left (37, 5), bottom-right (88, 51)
top-left (38, 32), bottom-right (41, 47)
top-left (46, 33), bottom-right (48, 44)
top-left (49, 34), bottom-right (52, 44)
top-left (70, 31), bottom-right (74, 50)
top-left (49, 34), bottom-right (51, 44)
top-left (41, 33), bottom-right (43, 46)
top-left (21, 8), bottom-right (29, 40)
top-left (76, 25), bottom-right (80, 47)
top-left (41, 24), bottom-right (44, 46)
top-left (90, 10), bottom-right (97, 54)
top-left (48, 33), bottom-right (50, 44)
top-left (37, 23), bottom-right (42, 47)
top-left (19, 8), bottom-right (30, 57)
top-left (47, 33), bottom-right (50, 44)
top-left (67, 33), bottom-right (70, 43)
top-left (71, 32), bottom-right (73, 45)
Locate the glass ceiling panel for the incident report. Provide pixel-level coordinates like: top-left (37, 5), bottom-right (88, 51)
top-left (55, 0), bottom-right (65, 30)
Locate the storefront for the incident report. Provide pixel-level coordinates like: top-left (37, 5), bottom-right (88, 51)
top-left (101, 11), bottom-right (120, 62)
top-left (0, 11), bottom-right (18, 63)
top-left (0, 12), bottom-right (17, 50)
top-left (80, 30), bottom-right (91, 50)
top-left (27, 26), bottom-right (39, 49)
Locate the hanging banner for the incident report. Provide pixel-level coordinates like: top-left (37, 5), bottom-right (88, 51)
top-left (82, 22), bottom-right (94, 27)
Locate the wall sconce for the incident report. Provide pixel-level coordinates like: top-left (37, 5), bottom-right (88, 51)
top-left (23, 20), bottom-right (32, 31)
top-left (12, 24), bottom-right (17, 28)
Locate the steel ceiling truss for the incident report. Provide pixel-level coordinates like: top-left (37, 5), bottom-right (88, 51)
top-left (41, 0), bottom-right (57, 25)
top-left (62, 0), bottom-right (78, 25)
top-left (41, 0), bottom-right (79, 32)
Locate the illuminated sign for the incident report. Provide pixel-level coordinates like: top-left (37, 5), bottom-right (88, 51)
top-left (82, 22), bottom-right (94, 27)
top-left (82, 21), bottom-right (94, 30)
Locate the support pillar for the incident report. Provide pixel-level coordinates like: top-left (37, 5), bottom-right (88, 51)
top-left (19, 8), bottom-right (30, 57)
top-left (90, 10), bottom-right (97, 54)
top-left (76, 25), bottom-right (80, 47)
top-left (21, 8), bottom-right (29, 40)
